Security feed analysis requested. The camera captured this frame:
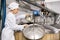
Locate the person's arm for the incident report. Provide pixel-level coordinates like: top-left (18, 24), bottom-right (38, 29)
top-left (16, 14), bottom-right (26, 20)
top-left (16, 14), bottom-right (30, 19)
top-left (6, 15), bottom-right (25, 31)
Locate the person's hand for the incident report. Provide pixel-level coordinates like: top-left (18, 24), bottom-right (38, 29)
top-left (24, 24), bottom-right (29, 28)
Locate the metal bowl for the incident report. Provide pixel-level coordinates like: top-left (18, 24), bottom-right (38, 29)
top-left (23, 24), bottom-right (45, 40)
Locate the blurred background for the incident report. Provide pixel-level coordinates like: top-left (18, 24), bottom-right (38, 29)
top-left (1, 0), bottom-right (60, 40)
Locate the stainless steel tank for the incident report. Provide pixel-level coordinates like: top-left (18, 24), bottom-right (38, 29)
top-left (23, 24), bottom-right (45, 40)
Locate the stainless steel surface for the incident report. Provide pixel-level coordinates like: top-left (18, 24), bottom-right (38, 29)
top-left (23, 24), bottom-right (45, 40)
top-left (35, 16), bottom-right (54, 25)
top-left (44, 24), bottom-right (60, 33)
top-left (51, 24), bottom-right (60, 29)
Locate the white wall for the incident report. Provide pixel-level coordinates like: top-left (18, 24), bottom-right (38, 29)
top-left (45, 0), bottom-right (60, 2)
top-left (6, 0), bottom-right (16, 6)
top-left (45, 1), bottom-right (60, 14)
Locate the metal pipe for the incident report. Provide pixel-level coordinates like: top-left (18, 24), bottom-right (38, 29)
top-left (23, 0), bottom-right (59, 15)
